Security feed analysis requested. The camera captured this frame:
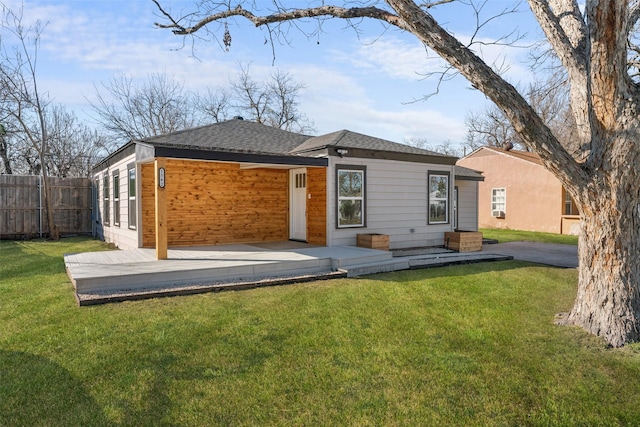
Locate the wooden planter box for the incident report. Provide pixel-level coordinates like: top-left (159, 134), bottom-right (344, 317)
top-left (444, 231), bottom-right (483, 252)
top-left (357, 233), bottom-right (389, 251)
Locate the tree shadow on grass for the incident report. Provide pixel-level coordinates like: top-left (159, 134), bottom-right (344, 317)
top-left (0, 241), bottom-right (65, 280)
top-left (0, 350), bottom-right (108, 426)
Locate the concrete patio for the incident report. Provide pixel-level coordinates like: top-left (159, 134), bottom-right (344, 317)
top-left (65, 241), bottom-right (514, 306)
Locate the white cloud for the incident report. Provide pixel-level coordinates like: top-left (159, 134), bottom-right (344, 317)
top-left (312, 100), bottom-right (467, 144)
top-left (328, 30), bottom-right (536, 88)
top-left (329, 36), bottom-right (446, 81)
top-left (5, 0), bottom-right (486, 147)
top-left (287, 64), bottom-right (466, 144)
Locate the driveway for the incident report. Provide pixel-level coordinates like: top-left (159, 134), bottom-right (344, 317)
top-left (483, 241), bottom-right (578, 268)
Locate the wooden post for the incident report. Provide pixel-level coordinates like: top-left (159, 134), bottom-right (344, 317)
top-left (155, 158), bottom-right (168, 260)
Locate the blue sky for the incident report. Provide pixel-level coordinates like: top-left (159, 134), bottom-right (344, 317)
top-left (2, 0), bottom-right (544, 151)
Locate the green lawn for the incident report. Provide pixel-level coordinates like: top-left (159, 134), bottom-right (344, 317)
top-left (481, 228), bottom-right (579, 245)
top-left (2, 237), bottom-right (639, 426)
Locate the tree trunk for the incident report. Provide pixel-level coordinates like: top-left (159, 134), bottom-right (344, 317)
top-left (558, 167), bottom-right (640, 347)
top-left (0, 138), bottom-right (12, 174)
top-left (42, 174), bottom-right (59, 240)
top-left (40, 152), bottom-right (59, 241)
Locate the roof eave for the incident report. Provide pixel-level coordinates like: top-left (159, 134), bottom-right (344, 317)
top-left (154, 146), bottom-right (328, 167)
top-left (329, 146), bottom-right (457, 165)
top-left (92, 140), bottom-right (136, 173)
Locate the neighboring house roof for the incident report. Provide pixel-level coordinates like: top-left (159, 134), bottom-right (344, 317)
top-left (454, 165), bottom-right (484, 181)
top-left (464, 146), bottom-right (542, 165)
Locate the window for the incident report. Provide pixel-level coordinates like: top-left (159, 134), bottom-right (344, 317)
top-left (563, 189), bottom-right (577, 215)
top-left (94, 178), bottom-right (100, 224)
top-left (336, 166), bottom-right (365, 228)
top-left (113, 170), bottom-right (120, 226)
top-left (564, 191), bottom-right (572, 215)
top-left (491, 188), bottom-right (506, 217)
top-left (428, 173), bottom-right (449, 224)
top-left (103, 173), bottom-right (110, 226)
top-left (128, 165), bottom-right (137, 229)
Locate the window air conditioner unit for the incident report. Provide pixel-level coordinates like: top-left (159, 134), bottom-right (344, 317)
top-left (492, 210), bottom-right (505, 218)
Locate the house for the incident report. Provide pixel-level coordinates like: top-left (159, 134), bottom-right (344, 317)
top-left (457, 146), bottom-right (580, 235)
top-left (92, 118), bottom-right (484, 256)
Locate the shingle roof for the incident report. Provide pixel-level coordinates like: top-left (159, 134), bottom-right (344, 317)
top-left (454, 165), bottom-right (484, 181)
top-left (290, 129), bottom-right (451, 158)
top-left (135, 119), bottom-right (457, 163)
top-left (140, 119), bottom-right (310, 156)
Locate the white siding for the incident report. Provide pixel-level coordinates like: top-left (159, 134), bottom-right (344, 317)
top-left (455, 179), bottom-right (479, 231)
top-left (93, 152), bottom-right (140, 250)
top-left (327, 157), bottom-right (455, 249)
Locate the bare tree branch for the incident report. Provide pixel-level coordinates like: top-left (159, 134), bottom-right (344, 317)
top-left (0, 5), bottom-right (58, 238)
top-left (89, 72), bottom-right (200, 142)
top-left (154, 3), bottom-right (406, 35)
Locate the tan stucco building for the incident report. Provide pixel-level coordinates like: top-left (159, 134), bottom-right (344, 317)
top-left (457, 146), bottom-right (580, 235)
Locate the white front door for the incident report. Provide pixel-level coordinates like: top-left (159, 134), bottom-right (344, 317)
top-left (290, 168), bottom-right (307, 241)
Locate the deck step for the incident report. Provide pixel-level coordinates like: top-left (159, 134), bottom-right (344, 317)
top-left (408, 253), bottom-right (513, 269)
top-left (343, 253), bottom-right (513, 277)
top-left (329, 251), bottom-right (393, 269)
top-left (342, 259), bottom-right (411, 277)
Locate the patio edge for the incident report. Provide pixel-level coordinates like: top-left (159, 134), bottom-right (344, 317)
top-left (75, 270), bottom-right (348, 306)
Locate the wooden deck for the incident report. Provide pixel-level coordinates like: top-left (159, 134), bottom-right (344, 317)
top-left (64, 242), bottom-right (393, 304)
top-left (64, 242), bottom-right (513, 306)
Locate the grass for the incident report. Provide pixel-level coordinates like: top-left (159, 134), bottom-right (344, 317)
top-left (481, 227), bottom-right (579, 245)
top-left (2, 237), bottom-right (639, 426)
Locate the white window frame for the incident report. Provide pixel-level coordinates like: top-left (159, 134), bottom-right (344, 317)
top-left (428, 172), bottom-right (449, 225)
top-left (564, 190), bottom-right (574, 215)
top-left (336, 166), bottom-right (366, 228)
top-left (491, 188), bottom-right (506, 217)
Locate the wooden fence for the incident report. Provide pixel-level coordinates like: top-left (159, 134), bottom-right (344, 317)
top-left (0, 175), bottom-right (93, 239)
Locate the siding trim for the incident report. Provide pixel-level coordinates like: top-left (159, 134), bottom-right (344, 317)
top-left (330, 146), bottom-right (456, 165)
top-left (154, 146), bottom-right (328, 167)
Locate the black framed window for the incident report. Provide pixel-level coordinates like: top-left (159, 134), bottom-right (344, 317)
top-left (428, 172), bottom-right (449, 224)
top-left (336, 165), bottom-right (366, 228)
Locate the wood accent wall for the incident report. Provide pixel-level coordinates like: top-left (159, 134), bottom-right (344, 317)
top-left (141, 159), bottom-right (289, 247)
top-left (306, 167), bottom-right (327, 245)
top-left (141, 162), bottom-right (155, 248)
